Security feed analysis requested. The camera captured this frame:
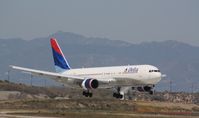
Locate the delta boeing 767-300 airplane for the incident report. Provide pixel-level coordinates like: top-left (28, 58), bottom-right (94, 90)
top-left (10, 38), bottom-right (164, 99)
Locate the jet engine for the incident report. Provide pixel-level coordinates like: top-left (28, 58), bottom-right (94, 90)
top-left (81, 79), bottom-right (99, 90)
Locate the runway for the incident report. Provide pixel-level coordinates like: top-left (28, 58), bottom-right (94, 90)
top-left (0, 115), bottom-right (57, 118)
top-left (0, 110), bottom-right (199, 118)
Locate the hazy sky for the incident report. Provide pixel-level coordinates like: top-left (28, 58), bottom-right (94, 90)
top-left (0, 0), bottom-right (199, 45)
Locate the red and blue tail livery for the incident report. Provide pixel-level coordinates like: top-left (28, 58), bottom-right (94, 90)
top-left (50, 38), bottom-right (71, 72)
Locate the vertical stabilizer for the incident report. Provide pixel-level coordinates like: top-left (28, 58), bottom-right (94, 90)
top-left (50, 38), bottom-right (71, 73)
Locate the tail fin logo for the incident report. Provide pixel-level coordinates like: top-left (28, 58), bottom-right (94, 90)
top-left (50, 38), bottom-right (71, 72)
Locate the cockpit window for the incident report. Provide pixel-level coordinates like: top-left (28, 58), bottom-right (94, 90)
top-left (149, 70), bottom-right (160, 72)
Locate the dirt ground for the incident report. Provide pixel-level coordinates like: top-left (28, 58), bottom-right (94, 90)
top-left (0, 99), bottom-right (198, 118)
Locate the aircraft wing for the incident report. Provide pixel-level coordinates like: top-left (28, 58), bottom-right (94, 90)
top-left (10, 65), bottom-right (84, 81)
top-left (10, 65), bottom-right (111, 86)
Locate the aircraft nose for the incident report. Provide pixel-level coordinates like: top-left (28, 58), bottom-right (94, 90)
top-left (152, 72), bottom-right (162, 80)
top-left (156, 72), bottom-right (162, 78)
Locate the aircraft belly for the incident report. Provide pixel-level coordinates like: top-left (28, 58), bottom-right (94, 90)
top-left (58, 74), bottom-right (161, 88)
top-left (88, 74), bottom-right (145, 86)
top-left (113, 77), bottom-right (143, 86)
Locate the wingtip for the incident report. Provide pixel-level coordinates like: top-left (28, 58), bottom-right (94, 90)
top-left (9, 65), bottom-right (14, 68)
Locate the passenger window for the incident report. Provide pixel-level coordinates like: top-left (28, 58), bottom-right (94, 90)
top-left (149, 70), bottom-right (152, 72)
top-left (149, 70), bottom-right (160, 72)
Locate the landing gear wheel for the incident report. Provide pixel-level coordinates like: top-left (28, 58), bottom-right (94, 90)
top-left (113, 93), bottom-right (117, 98)
top-left (113, 87), bottom-right (124, 99)
top-left (82, 90), bottom-right (93, 97)
top-left (113, 93), bottom-right (123, 99)
top-left (149, 90), bottom-right (154, 95)
top-left (119, 94), bottom-right (123, 99)
top-left (89, 93), bottom-right (92, 97)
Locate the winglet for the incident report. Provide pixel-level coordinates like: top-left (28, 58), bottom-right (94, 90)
top-left (50, 38), bottom-right (71, 72)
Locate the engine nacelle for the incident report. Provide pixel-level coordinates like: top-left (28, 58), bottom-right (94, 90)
top-left (81, 79), bottom-right (99, 90)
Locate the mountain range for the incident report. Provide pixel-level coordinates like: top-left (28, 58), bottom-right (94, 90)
top-left (0, 31), bottom-right (199, 92)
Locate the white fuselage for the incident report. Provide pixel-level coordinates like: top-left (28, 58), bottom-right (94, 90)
top-left (62, 64), bottom-right (162, 86)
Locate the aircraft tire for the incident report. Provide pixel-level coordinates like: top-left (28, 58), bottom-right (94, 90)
top-left (113, 93), bottom-right (123, 99)
top-left (113, 93), bottom-right (117, 98)
top-left (89, 93), bottom-right (92, 97)
top-left (149, 91), bottom-right (153, 95)
top-left (119, 94), bottom-right (123, 99)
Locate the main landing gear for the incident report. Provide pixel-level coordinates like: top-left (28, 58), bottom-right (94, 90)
top-left (135, 86), bottom-right (154, 95)
top-left (82, 90), bottom-right (92, 97)
top-left (113, 92), bottom-right (123, 99)
top-left (112, 87), bottom-right (124, 99)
